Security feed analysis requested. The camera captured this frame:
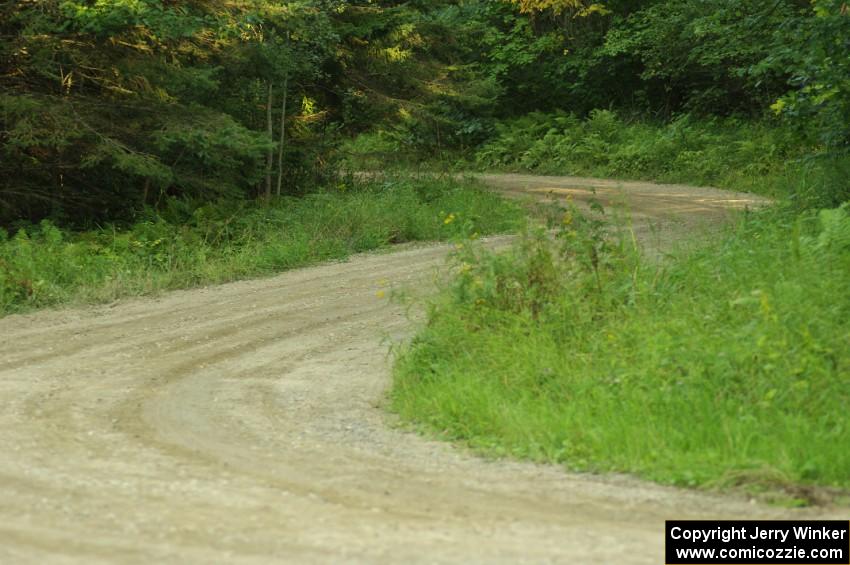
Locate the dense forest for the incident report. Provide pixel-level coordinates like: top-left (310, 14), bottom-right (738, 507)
top-left (2, 0), bottom-right (848, 226)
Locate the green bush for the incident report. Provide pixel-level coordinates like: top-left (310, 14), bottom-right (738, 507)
top-left (393, 203), bottom-right (850, 497)
top-left (474, 111), bottom-right (848, 206)
top-left (0, 176), bottom-right (522, 316)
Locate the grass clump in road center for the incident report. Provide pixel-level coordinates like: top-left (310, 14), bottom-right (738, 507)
top-left (0, 175), bottom-right (522, 317)
top-left (392, 202), bottom-right (850, 500)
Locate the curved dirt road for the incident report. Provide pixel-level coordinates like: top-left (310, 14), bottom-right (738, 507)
top-left (0, 176), bottom-right (839, 564)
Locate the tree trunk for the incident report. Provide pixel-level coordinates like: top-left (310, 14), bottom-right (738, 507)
top-left (265, 81), bottom-right (274, 200)
top-left (276, 72), bottom-right (289, 197)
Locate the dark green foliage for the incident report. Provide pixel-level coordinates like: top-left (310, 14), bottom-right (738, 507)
top-left (760, 0), bottom-right (850, 149)
top-left (600, 0), bottom-right (796, 115)
top-left (2, 0), bottom-right (848, 227)
top-left (0, 1), bottom-right (334, 225)
top-left (340, 0), bottom-right (850, 193)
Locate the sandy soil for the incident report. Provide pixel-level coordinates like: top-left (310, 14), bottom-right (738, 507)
top-left (0, 175), bottom-right (839, 564)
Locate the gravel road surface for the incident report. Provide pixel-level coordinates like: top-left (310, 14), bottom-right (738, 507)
top-left (1, 175), bottom-right (838, 564)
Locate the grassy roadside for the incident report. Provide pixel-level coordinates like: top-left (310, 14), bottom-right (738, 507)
top-left (342, 112), bottom-right (850, 207)
top-left (473, 111), bottom-right (805, 198)
top-left (391, 199), bottom-right (850, 502)
top-left (0, 176), bottom-right (523, 317)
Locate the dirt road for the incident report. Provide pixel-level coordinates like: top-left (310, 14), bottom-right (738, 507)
top-left (0, 176), bottom-right (838, 564)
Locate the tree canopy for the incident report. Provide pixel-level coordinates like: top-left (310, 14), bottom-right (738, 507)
top-left (1, 0), bottom-right (847, 225)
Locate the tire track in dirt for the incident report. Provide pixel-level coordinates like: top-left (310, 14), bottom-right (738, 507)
top-left (0, 176), bottom-right (840, 564)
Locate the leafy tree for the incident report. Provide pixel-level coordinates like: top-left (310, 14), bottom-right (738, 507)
top-left (763, 0), bottom-right (850, 148)
top-left (600, 0), bottom-right (800, 116)
top-left (2, 0), bottom-right (848, 226)
top-left (0, 1), bottom-right (336, 225)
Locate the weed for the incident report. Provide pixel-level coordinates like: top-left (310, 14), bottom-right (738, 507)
top-left (473, 111), bottom-right (849, 206)
top-left (0, 176), bottom-right (523, 316)
top-left (392, 201), bottom-right (850, 497)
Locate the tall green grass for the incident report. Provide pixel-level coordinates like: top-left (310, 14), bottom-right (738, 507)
top-left (345, 111), bottom-right (850, 206)
top-left (392, 202), bottom-right (850, 499)
top-left (0, 175), bottom-right (522, 316)
top-left (474, 111), bottom-right (805, 196)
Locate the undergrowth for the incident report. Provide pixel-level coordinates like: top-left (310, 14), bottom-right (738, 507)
top-left (475, 111), bottom-right (850, 206)
top-left (392, 199), bottom-right (850, 500)
top-left (0, 175), bottom-right (522, 316)
top-left (345, 111), bottom-right (850, 207)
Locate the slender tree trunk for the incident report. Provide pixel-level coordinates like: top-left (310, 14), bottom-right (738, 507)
top-left (265, 81), bottom-right (274, 200)
top-left (275, 72), bottom-right (289, 197)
